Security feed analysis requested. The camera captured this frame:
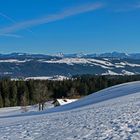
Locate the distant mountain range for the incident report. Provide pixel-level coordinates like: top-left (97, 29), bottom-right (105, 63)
top-left (1, 52), bottom-right (140, 59)
top-left (0, 52), bottom-right (140, 78)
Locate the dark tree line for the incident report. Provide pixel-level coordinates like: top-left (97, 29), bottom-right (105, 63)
top-left (0, 75), bottom-right (140, 108)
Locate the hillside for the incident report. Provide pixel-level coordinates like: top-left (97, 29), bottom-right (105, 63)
top-left (0, 81), bottom-right (140, 139)
top-left (0, 52), bottom-right (140, 78)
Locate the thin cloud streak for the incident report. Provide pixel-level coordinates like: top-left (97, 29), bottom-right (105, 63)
top-left (0, 3), bottom-right (103, 34)
top-left (114, 2), bottom-right (140, 12)
top-left (0, 12), bottom-right (17, 23)
top-left (0, 34), bottom-right (23, 38)
top-left (0, 12), bottom-right (23, 38)
top-left (0, 12), bottom-right (34, 35)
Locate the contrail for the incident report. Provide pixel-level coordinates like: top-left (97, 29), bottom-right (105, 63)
top-left (0, 12), bottom-right (16, 23)
top-left (0, 12), bottom-right (33, 34)
top-left (0, 3), bottom-right (103, 34)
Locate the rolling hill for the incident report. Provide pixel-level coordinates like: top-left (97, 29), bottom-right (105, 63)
top-left (0, 52), bottom-right (140, 78)
top-left (0, 81), bottom-right (140, 139)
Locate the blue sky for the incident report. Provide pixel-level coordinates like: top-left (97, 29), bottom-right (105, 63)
top-left (0, 0), bottom-right (140, 54)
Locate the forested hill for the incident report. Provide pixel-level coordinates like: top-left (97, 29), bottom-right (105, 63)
top-left (0, 52), bottom-right (140, 78)
top-left (0, 75), bottom-right (140, 108)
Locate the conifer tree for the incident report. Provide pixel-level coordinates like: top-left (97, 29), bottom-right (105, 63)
top-left (0, 94), bottom-right (3, 108)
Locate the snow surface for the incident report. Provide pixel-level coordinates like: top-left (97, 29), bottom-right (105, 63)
top-left (0, 81), bottom-right (140, 140)
top-left (25, 75), bottom-right (68, 81)
top-left (0, 59), bottom-right (30, 63)
top-left (115, 62), bottom-right (140, 67)
top-left (40, 58), bottom-right (114, 68)
top-left (11, 76), bottom-right (69, 81)
top-left (122, 70), bottom-right (135, 75)
top-left (102, 70), bottom-right (135, 76)
top-left (39, 58), bottom-right (140, 75)
top-left (1, 58), bottom-right (140, 76)
top-left (102, 70), bottom-right (119, 75)
top-left (40, 58), bottom-right (140, 68)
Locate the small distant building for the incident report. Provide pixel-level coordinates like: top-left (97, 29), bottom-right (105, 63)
top-left (53, 99), bottom-right (78, 107)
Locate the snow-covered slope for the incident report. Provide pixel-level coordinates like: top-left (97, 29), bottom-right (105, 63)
top-left (0, 81), bottom-right (140, 140)
top-left (44, 81), bottom-right (140, 113)
top-left (0, 102), bottom-right (54, 117)
top-left (24, 75), bottom-right (68, 81)
top-left (0, 53), bottom-right (140, 77)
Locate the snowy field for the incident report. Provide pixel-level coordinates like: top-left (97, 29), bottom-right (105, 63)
top-left (0, 81), bottom-right (140, 140)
